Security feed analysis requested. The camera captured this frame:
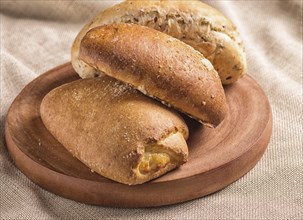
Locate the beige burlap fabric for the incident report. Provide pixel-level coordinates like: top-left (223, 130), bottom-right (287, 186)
top-left (1, 1), bottom-right (302, 219)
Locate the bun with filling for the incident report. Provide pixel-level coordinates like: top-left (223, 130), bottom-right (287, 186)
top-left (40, 76), bottom-right (189, 185)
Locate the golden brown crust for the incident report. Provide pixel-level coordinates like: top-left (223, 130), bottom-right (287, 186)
top-left (71, 0), bottom-right (246, 84)
top-left (79, 23), bottom-right (227, 127)
top-left (40, 76), bottom-right (189, 185)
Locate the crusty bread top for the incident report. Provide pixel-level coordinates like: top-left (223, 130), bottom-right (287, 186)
top-left (71, 0), bottom-right (246, 84)
top-left (40, 76), bottom-right (189, 185)
top-left (79, 23), bottom-right (227, 127)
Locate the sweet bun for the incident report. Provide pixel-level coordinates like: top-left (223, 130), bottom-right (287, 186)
top-left (40, 76), bottom-right (189, 185)
top-left (79, 23), bottom-right (227, 127)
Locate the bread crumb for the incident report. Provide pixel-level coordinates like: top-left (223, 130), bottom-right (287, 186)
top-left (201, 59), bottom-right (213, 71)
top-left (137, 85), bottom-right (147, 95)
top-left (161, 100), bottom-right (171, 108)
top-left (111, 81), bottom-right (133, 97)
top-left (122, 151), bottom-right (137, 159)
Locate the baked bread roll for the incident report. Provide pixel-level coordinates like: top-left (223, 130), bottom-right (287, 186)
top-left (40, 76), bottom-right (189, 185)
top-left (79, 23), bottom-right (227, 127)
top-left (71, 0), bottom-right (246, 84)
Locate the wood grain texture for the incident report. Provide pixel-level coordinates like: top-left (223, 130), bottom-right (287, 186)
top-left (5, 63), bottom-right (272, 207)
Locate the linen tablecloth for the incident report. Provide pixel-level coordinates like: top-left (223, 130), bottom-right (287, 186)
top-left (1, 1), bottom-right (302, 219)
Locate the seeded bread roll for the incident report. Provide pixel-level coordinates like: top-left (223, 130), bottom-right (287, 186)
top-left (40, 76), bottom-right (189, 185)
top-left (71, 0), bottom-right (246, 84)
top-left (79, 23), bottom-right (227, 127)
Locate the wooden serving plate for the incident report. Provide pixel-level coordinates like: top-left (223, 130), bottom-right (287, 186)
top-left (5, 63), bottom-right (272, 207)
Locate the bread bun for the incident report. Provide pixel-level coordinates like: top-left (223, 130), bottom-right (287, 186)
top-left (71, 0), bottom-right (246, 84)
top-left (40, 76), bottom-right (189, 185)
top-left (79, 23), bottom-right (227, 127)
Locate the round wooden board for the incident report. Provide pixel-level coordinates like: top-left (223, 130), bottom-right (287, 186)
top-left (5, 63), bottom-right (272, 208)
